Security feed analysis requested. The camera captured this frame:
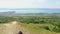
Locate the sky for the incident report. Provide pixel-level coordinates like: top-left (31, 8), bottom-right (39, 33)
top-left (0, 0), bottom-right (60, 8)
top-left (0, 0), bottom-right (60, 13)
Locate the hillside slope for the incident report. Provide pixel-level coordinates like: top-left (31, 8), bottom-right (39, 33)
top-left (0, 21), bottom-right (60, 34)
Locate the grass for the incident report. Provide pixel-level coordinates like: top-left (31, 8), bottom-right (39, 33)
top-left (18, 22), bottom-right (60, 34)
top-left (0, 22), bottom-right (60, 34)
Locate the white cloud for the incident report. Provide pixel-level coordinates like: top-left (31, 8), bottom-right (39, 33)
top-left (35, 0), bottom-right (47, 3)
top-left (0, 0), bottom-right (60, 9)
top-left (0, 0), bottom-right (47, 8)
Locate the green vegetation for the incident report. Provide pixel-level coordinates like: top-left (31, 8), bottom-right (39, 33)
top-left (0, 16), bottom-right (15, 23)
top-left (18, 23), bottom-right (58, 34)
top-left (0, 15), bottom-right (60, 34)
top-left (17, 16), bottom-right (60, 33)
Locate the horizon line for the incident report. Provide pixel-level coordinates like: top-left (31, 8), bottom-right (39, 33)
top-left (0, 8), bottom-right (60, 10)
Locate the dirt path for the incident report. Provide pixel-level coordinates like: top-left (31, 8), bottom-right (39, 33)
top-left (0, 21), bottom-right (30, 34)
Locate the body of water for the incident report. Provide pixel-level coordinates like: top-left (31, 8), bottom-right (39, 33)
top-left (0, 9), bottom-right (60, 13)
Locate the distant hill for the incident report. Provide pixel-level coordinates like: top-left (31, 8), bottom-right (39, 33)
top-left (0, 11), bottom-right (60, 16)
top-left (0, 11), bottom-right (15, 16)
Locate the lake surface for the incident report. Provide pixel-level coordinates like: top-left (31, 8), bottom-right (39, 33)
top-left (0, 9), bottom-right (60, 13)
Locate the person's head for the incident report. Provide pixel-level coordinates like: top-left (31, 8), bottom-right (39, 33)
top-left (18, 31), bottom-right (23, 34)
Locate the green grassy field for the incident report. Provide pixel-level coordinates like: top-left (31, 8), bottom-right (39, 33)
top-left (18, 23), bottom-right (60, 34)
